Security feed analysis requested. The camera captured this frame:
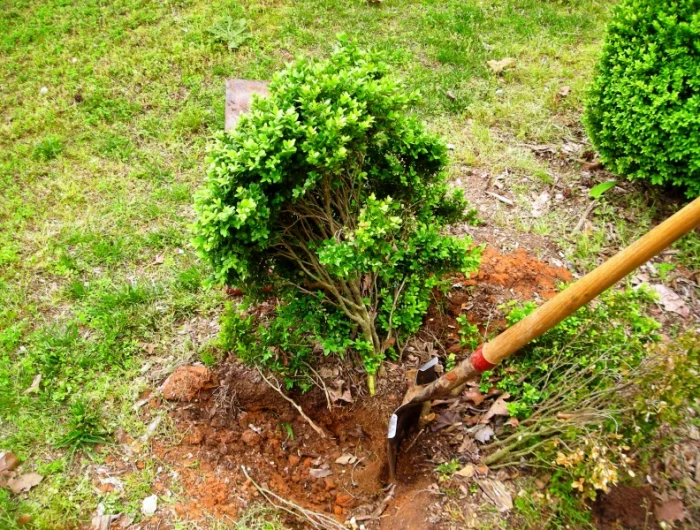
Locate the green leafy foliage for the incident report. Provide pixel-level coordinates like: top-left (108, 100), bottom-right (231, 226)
top-left (588, 180), bottom-right (616, 199)
top-left (207, 16), bottom-right (251, 51)
top-left (219, 295), bottom-right (355, 390)
top-left (626, 333), bottom-right (699, 444)
top-left (434, 459), bottom-right (461, 480)
top-left (529, 334), bottom-right (699, 504)
top-left (55, 399), bottom-right (110, 453)
top-left (456, 314), bottom-right (480, 350)
top-left (481, 289), bottom-right (700, 510)
top-left (483, 286), bottom-right (661, 419)
top-left (32, 135), bottom-right (63, 161)
top-left (197, 40), bottom-right (480, 384)
top-left (584, 0), bottom-right (700, 196)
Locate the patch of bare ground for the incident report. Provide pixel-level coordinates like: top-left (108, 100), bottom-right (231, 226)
top-left (131, 246), bottom-right (577, 529)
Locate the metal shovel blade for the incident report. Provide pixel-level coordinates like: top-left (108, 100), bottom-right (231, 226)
top-left (387, 357), bottom-right (439, 480)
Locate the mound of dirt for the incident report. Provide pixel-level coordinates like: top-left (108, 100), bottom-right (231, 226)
top-left (461, 247), bottom-right (572, 300)
top-left (153, 359), bottom-right (417, 526)
top-left (425, 246), bottom-right (572, 354)
top-left (162, 365), bottom-right (217, 402)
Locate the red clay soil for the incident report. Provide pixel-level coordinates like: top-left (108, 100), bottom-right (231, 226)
top-left (591, 485), bottom-right (659, 530)
top-left (425, 246), bottom-right (572, 355)
top-left (161, 365), bottom-right (217, 401)
top-left (154, 246), bottom-right (574, 528)
top-left (461, 247), bottom-right (572, 300)
top-left (152, 360), bottom-right (418, 527)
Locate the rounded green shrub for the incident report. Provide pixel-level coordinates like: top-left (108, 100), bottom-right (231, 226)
top-left (584, 0), bottom-right (700, 196)
top-left (193, 40), bottom-right (480, 389)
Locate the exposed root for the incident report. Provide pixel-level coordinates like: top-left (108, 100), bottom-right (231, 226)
top-left (241, 466), bottom-right (345, 529)
top-left (256, 367), bottom-right (326, 438)
top-left (303, 362), bottom-right (333, 411)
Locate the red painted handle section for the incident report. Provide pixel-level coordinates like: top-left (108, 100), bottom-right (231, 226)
top-left (470, 345), bottom-right (496, 373)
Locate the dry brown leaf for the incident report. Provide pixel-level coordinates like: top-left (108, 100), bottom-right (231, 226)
top-left (651, 284), bottom-right (690, 317)
top-left (309, 468), bottom-right (333, 479)
top-left (456, 463), bottom-right (475, 478)
top-left (655, 499), bottom-right (685, 523)
top-left (91, 514), bottom-right (121, 530)
top-left (24, 374), bottom-right (42, 394)
top-left (334, 454), bottom-right (357, 466)
top-left (487, 57), bottom-right (516, 74)
top-left (479, 479), bottom-right (513, 512)
top-left (505, 417), bottom-right (520, 428)
top-left (458, 438), bottom-right (476, 454)
top-left (531, 192), bottom-right (551, 218)
top-left (432, 410), bottom-right (462, 432)
top-left (318, 366), bottom-right (338, 379)
top-left (328, 380), bottom-right (353, 404)
top-left (484, 393), bottom-right (510, 421)
top-left (153, 254), bottom-right (164, 265)
top-left (473, 424), bottom-right (494, 443)
top-left (463, 388), bottom-right (486, 406)
top-left (558, 85), bottom-right (571, 98)
top-left (8, 472), bottom-right (43, 494)
top-left (142, 495), bottom-right (158, 516)
top-left (0, 452), bottom-right (20, 473)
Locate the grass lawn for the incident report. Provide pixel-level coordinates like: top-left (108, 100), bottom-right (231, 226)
top-left (1, 0), bottom-right (698, 528)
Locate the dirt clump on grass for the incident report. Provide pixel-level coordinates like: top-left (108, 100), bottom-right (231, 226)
top-left (424, 246), bottom-right (572, 355)
top-left (461, 246), bottom-right (572, 300)
top-left (162, 365), bottom-right (217, 402)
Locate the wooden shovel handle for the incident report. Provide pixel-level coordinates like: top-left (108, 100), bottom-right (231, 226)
top-left (403, 197), bottom-right (700, 406)
top-left (481, 196), bottom-right (700, 365)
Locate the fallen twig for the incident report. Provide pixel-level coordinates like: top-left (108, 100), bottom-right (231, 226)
top-left (486, 191), bottom-right (514, 206)
top-left (241, 466), bottom-right (345, 529)
top-left (355, 483), bottom-right (395, 522)
top-left (574, 199), bottom-right (598, 232)
top-left (350, 456), bottom-right (365, 487)
top-left (256, 367), bottom-right (326, 438)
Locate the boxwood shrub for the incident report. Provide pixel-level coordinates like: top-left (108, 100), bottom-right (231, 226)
top-left (193, 40), bottom-right (481, 390)
top-left (584, 0), bottom-right (700, 197)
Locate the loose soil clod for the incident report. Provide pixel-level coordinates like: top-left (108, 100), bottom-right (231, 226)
top-left (162, 366), bottom-right (217, 402)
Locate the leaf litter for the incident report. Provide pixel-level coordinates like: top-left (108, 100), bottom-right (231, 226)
top-left (487, 57), bottom-right (516, 74)
top-left (7, 472), bottom-right (43, 494)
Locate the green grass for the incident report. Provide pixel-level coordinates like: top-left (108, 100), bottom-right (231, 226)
top-left (0, 0), bottom-right (637, 527)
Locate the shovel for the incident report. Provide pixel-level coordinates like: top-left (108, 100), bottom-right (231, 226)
top-left (387, 196), bottom-right (700, 480)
